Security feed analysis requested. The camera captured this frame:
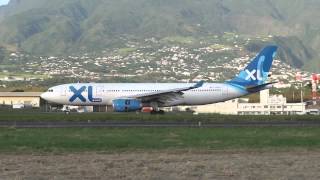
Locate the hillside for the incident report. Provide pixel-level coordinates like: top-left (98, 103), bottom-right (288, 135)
top-left (0, 0), bottom-right (319, 71)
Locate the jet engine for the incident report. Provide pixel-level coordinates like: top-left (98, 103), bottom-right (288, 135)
top-left (112, 99), bottom-right (142, 112)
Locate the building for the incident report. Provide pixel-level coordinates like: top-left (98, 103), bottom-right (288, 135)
top-left (0, 92), bottom-right (42, 108)
top-left (185, 98), bottom-right (244, 115)
top-left (185, 90), bottom-right (306, 115)
top-left (237, 89), bottom-right (305, 115)
top-left (0, 92), bottom-right (108, 112)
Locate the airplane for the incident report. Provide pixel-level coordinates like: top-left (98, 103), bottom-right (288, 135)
top-left (41, 45), bottom-right (278, 114)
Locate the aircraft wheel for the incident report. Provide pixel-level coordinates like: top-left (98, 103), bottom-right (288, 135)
top-left (150, 110), bottom-right (165, 115)
top-left (158, 110), bottom-right (165, 114)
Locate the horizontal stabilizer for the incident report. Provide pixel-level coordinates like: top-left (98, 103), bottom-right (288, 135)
top-left (246, 82), bottom-right (277, 93)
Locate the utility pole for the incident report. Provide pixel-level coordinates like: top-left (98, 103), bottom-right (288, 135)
top-left (292, 85), bottom-right (295, 102)
top-left (296, 72), bottom-right (303, 104)
top-left (301, 82), bottom-right (303, 103)
top-left (312, 74), bottom-right (318, 105)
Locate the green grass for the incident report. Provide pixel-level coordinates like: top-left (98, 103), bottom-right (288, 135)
top-left (0, 72), bottom-right (50, 79)
top-left (117, 47), bottom-right (137, 55)
top-left (161, 36), bottom-right (195, 44)
top-left (0, 111), bottom-right (319, 122)
top-left (0, 110), bottom-right (319, 122)
top-left (0, 127), bottom-right (319, 153)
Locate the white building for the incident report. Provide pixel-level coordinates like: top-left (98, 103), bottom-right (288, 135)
top-left (238, 90), bottom-right (305, 115)
top-left (0, 92), bottom-right (42, 108)
top-left (183, 90), bottom-right (306, 115)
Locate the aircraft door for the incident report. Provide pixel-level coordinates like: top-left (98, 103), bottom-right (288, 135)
top-left (222, 86), bottom-right (228, 96)
top-left (61, 87), bottom-right (67, 96)
top-left (96, 86), bottom-right (104, 96)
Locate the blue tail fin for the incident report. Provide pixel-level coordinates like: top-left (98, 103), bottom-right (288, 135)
top-left (227, 46), bottom-right (278, 88)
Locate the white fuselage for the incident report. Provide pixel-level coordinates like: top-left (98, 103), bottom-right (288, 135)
top-left (41, 83), bottom-right (248, 107)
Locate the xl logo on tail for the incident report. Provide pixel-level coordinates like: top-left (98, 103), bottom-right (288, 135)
top-left (69, 86), bottom-right (102, 103)
top-left (245, 69), bottom-right (263, 81)
top-left (245, 56), bottom-right (265, 81)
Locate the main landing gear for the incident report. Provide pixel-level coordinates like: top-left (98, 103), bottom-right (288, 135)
top-left (150, 110), bottom-right (165, 115)
top-left (148, 102), bottom-right (165, 114)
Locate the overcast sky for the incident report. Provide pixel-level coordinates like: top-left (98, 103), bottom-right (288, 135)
top-left (0, 0), bottom-right (10, 6)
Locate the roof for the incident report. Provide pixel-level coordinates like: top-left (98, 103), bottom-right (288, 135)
top-left (0, 92), bottom-right (42, 97)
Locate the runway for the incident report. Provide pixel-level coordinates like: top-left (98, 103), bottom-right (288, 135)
top-left (0, 121), bottom-right (320, 128)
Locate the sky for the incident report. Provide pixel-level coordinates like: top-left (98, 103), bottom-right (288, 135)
top-left (0, 0), bottom-right (10, 6)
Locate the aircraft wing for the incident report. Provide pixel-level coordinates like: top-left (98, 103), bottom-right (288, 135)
top-left (123, 81), bottom-right (204, 104)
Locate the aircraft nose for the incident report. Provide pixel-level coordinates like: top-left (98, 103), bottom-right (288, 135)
top-left (40, 92), bottom-right (50, 100)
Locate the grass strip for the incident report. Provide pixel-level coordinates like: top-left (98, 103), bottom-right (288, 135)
top-left (0, 127), bottom-right (319, 153)
top-left (0, 111), bottom-right (319, 122)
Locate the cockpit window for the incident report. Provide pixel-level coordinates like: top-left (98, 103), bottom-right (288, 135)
top-left (48, 89), bottom-right (54, 92)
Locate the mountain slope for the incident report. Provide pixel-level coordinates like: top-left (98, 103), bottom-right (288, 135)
top-left (0, 0), bottom-right (319, 71)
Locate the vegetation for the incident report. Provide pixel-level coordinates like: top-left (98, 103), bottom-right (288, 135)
top-left (0, 111), bottom-right (319, 122)
top-left (0, 127), bottom-right (319, 153)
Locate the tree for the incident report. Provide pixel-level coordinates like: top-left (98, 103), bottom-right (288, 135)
top-left (0, 47), bottom-right (5, 63)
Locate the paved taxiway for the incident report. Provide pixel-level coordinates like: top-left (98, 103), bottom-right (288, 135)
top-left (0, 121), bottom-right (320, 128)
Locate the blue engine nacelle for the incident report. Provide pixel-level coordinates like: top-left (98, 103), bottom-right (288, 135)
top-left (112, 99), bottom-right (142, 112)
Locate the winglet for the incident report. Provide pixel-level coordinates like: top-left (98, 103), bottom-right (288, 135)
top-left (194, 80), bottom-right (204, 88)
